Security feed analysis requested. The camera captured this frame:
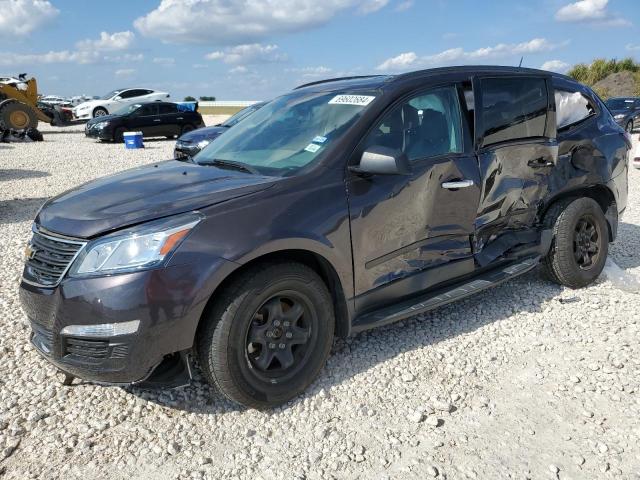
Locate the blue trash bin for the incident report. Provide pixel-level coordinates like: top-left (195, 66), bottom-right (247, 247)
top-left (123, 131), bottom-right (144, 149)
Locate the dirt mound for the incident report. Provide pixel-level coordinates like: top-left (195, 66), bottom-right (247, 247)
top-left (593, 71), bottom-right (639, 98)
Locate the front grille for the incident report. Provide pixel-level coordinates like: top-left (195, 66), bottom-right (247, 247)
top-left (23, 228), bottom-right (86, 287)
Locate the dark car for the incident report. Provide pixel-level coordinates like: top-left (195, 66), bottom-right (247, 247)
top-left (174, 102), bottom-right (265, 160)
top-left (20, 66), bottom-right (629, 409)
top-left (605, 97), bottom-right (640, 133)
top-left (85, 102), bottom-right (204, 142)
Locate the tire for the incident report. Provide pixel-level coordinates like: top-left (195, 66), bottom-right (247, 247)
top-left (181, 124), bottom-right (195, 135)
top-left (541, 197), bottom-right (609, 289)
top-left (0, 99), bottom-right (38, 130)
top-left (626, 120), bottom-right (634, 133)
top-left (197, 262), bottom-right (334, 409)
top-left (93, 107), bottom-right (108, 118)
top-left (113, 127), bottom-right (125, 143)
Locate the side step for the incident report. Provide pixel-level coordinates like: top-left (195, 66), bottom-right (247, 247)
top-left (351, 256), bottom-right (540, 334)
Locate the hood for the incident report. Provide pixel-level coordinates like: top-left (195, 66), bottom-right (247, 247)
top-left (178, 125), bottom-right (228, 143)
top-left (37, 160), bottom-right (277, 238)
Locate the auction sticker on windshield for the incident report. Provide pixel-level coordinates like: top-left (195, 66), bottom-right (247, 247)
top-left (304, 143), bottom-right (321, 153)
top-left (328, 95), bottom-right (376, 106)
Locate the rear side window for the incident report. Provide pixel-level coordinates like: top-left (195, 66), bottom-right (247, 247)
top-left (555, 90), bottom-right (595, 129)
top-left (480, 77), bottom-right (548, 146)
top-left (159, 104), bottom-right (177, 114)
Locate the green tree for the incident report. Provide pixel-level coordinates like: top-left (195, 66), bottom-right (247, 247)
top-left (199, 96), bottom-right (216, 101)
top-left (184, 95), bottom-right (196, 101)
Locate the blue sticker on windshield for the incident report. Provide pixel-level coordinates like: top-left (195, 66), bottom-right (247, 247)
top-left (312, 136), bottom-right (327, 144)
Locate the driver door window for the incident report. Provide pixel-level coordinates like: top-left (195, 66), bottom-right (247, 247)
top-left (365, 86), bottom-right (463, 161)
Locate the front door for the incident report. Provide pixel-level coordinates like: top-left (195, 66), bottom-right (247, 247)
top-left (474, 75), bottom-right (557, 259)
top-left (347, 85), bottom-right (481, 312)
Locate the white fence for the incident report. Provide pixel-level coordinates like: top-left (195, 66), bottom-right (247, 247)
top-left (198, 101), bottom-right (260, 107)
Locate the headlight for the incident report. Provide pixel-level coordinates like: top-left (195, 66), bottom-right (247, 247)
top-left (93, 121), bottom-right (108, 129)
top-left (69, 212), bottom-right (202, 277)
top-left (614, 114), bottom-right (625, 119)
top-left (197, 139), bottom-right (211, 149)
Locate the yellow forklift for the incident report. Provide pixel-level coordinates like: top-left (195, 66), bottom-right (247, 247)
top-left (0, 74), bottom-right (69, 130)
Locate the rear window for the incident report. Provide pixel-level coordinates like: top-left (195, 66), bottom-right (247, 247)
top-left (480, 77), bottom-right (548, 146)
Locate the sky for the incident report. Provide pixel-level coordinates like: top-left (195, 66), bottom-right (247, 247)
top-left (1, 0), bottom-right (639, 101)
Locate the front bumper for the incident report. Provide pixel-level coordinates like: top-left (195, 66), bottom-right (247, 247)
top-left (85, 123), bottom-right (112, 140)
top-left (74, 111), bottom-right (92, 120)
top-left (19, 259), bottom-right (231, 384)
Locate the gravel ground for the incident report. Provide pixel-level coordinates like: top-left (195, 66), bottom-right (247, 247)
top-left (1, 125), bottom-right (640, 480)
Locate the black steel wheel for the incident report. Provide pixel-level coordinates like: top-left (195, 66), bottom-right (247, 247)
top-left (541, 197), bottom-right (608, 288)
top-left (573, 215), bottom-right (601, 270)
top-left (197, 262), bottom-right (334, 409)
top-left (246, 294), bottom-right (314, 377)
top-left (181, 124), bottom-right (195, 135)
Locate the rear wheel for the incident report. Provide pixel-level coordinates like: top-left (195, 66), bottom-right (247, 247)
top-left (541, 197), bottom-right (608, 288)
top-left (626, 120), bottom-right (634, 133)
top-left (0, 100), bottom-right (38, 130)
top-left (197, 262), bottom-right (334, 409)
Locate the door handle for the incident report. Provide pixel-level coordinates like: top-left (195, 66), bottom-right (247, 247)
top-left (441, 179), bottom-right (474, 189)
top-left (177, 117), bottom-right (183, 120)
top-left (153, 119), bottom-right (161, 122)
top-left (527, 157), bottom-right (554, 168)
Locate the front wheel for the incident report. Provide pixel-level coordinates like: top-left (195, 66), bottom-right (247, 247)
top-left (626, 120), bottom-right (634, 133)
top-left (197, 263), bottom-right (334, 409)
top-left (541, 198), bottom-right (609, 288)
top-left (93, 107), bottom-right (108, 118)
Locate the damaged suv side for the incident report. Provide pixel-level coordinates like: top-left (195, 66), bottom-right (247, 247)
top-left (19, 67), bottom-right (629, 409)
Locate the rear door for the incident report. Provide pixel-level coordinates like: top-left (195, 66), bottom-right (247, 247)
top-left (127, 104), bottom-right (160, 136)
top-left (474, 75), bottom-right (556, 262)
top-left (348, 84), bottom-right (481, 312)
top-left (158, 103), bottom-right (181, 136)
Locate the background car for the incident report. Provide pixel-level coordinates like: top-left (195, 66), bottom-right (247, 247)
top-left (85, 101), bottom-right (204, 142)
top-left (605, 97), bottom-right (640, 133)
top-left (174, 102), bottom-right (266, 159)
top-left (72, 88), bottom-right (170, 120)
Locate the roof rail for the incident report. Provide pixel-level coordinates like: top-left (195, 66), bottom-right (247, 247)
top-left (294, 75), bottom-right (385, 90)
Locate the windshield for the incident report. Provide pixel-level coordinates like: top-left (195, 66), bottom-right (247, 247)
top-left (101, 90), bottom-right (122, 100)
top-left (196, 90), bottom-right (377, 176)
top-left (606, 98), bottom-right (635, 110)
top-left (113, 103), bottom-right (142, 116)
top-left (222, 103), bottom-right (264, 127)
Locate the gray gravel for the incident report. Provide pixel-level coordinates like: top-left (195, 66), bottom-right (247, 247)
top-left (1, 126), bottom-right (640, 479)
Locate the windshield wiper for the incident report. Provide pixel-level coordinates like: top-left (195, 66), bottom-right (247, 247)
top-left (199, 158), bottom-right (259, 174)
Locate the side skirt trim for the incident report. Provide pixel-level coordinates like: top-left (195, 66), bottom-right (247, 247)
top-left (350, 256), bottom-right (539, 334)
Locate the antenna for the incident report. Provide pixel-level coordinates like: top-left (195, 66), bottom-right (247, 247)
top-left (518, 57), bottom-right (523, 68)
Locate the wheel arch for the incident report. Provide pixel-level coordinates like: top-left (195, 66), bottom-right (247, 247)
top-left (92, 105), bottom-right (108, 117)
top-left (541, 185), bottom-right (618, 241)
top-left (195, 249), bottom-right (352, 346)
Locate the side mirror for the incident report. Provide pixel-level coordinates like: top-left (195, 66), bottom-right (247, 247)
top-left (114, 96), bottom-right (122, 101)
top-left (349, 146), bottom-right (411, 176)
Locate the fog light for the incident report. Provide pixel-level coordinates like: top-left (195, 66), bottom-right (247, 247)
top-left (60, 320), bottom-right (140, 337)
